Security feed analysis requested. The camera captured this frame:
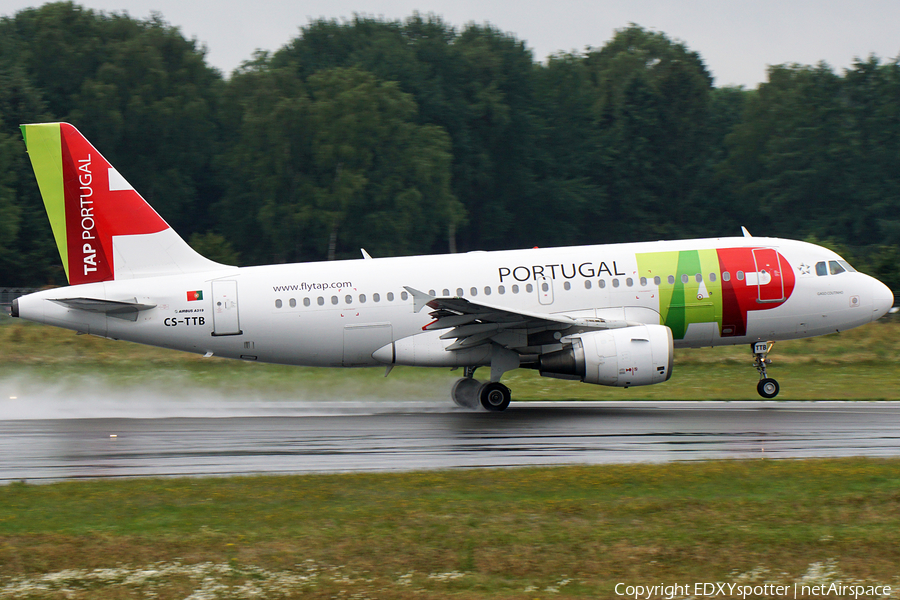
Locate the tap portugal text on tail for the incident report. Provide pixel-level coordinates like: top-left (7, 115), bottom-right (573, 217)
top-left (10, 123), bottom-right (895, 410)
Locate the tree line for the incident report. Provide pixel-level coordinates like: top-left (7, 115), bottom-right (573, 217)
top-left (1, 2), bottom-right (899, 293)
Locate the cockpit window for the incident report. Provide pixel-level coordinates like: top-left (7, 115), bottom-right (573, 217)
top-left (838, 260), bottom-right (857, 273)
top-left (815, 261), bottom-right (827, 276)
top-left (829, 260), bottom-right (845, 275)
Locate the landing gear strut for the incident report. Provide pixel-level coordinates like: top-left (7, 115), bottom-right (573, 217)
top-left (451, 367), bottom-right (512, 412)
top-left (752, 341), bottom-right (779, 399)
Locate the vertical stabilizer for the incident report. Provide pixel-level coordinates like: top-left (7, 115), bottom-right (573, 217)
top-left (21, 122), bottom-right (228, 284)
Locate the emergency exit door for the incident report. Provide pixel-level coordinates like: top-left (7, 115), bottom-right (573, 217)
top-left (752, 248), bottom-right (786, 303)
top-left (211, 280), bottom-right (242, 336)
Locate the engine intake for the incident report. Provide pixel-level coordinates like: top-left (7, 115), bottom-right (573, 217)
top-left (538, 325), bottom-right (673, 387)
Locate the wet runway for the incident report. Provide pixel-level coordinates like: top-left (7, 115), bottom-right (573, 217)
top-left (1, 398), bottom-right (899, 481)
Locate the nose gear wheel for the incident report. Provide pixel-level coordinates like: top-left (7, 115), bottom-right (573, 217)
top-left (752, 341), bottom-right (779, 398)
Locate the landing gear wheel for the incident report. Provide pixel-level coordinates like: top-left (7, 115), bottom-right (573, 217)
top-left (451, 377), bottom-right (482, 409)
top-left (479, 381), bottom-right (511, 412)
top-left (751, 341), bottom-right (780, 398)
top-left (757, 378), bottom-right (779, 399)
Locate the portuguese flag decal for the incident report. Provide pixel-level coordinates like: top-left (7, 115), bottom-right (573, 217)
top-left (187, 290), bottom-right (203, 301)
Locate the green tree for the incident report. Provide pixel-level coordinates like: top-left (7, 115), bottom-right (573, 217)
top-left (581, 25), bottom-right (715, 242)
top-left (189, 232), bottom-right (240, 266)
top-left (0, 28), bottom-right (57, 285)
top-left (217, 65), bottom-right (462, 263)
top-left (0, 123), bottom-right (21, 280)
top-left (842, 57), bottom-right (900, 246)
top-left (272, 16), bottom-right (540, 251)
top-left (4, 2), bottom-right (225, 238)
top-left (216, 60), bottom-right (314, 264)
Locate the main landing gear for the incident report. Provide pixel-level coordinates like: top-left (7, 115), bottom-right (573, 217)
top-left (753, 341), bottom-right (779, 399)
top-left (451, 367), bottom-right (511, 412)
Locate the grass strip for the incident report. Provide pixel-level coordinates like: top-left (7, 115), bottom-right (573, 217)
top-left (2, 316), bottom-right (900, 400)
top-left (1, 459), bottom-right (898, 598)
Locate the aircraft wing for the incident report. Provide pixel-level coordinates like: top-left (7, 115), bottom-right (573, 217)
top-left (404, 287), bottom-right (637, 352)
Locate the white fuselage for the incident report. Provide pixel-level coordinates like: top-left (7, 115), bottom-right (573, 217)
top-left (14, 236), bottom-right (893, 368)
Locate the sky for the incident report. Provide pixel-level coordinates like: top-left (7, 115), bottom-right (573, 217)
top-left (2, 0), bottom-right (899, 88)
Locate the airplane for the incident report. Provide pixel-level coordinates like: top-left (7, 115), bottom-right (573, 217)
top-left (8, 123), bottom-right (895, 410)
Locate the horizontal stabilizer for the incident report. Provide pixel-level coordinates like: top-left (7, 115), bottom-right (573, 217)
top-left (49, 297), bottom-right (157, 321)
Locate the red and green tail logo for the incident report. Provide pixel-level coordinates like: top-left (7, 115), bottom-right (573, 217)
top-left (20, 123), bottom-right (170, 284)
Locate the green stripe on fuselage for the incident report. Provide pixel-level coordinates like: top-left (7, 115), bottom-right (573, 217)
top-left (637, 249), bottom-right (723, 339)
top-left (21, 123), bottom-right (68, 281)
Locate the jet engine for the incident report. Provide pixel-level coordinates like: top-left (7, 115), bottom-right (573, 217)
top-left (537, 325), bottom-right (673, 387)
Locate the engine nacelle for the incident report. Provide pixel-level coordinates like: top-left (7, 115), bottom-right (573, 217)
top-left (538, 325), bottom-right (673, 387)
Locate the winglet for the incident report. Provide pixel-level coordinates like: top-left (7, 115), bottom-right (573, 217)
top-left (361, 248), bottom-right (373, 260)
top-left (741, 226), bottom-right (752, 238)
top-left (403, 286), bottom-right (436, 313)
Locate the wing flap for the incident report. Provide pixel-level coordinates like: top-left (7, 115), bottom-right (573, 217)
top-left (403, 287), bottom-right (638, 353)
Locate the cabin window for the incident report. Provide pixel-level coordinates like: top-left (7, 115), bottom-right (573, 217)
top-left (709, 273), bottom-right (717, 282)
top-left (275, 299), bottom-right (282, 308)
top-left (470, 287), bottom-right (478, 296)
top-left (723, 271), bottom-right (731, 282)
top-left (667, 275), bottom-right (675, 285)
top-left (359, 294), bottom-right (366, 303)
top-left (584, 280), bottom-right (592, 290)
top-left (829, 260), bottom-right (846, 275)
top-left (373, 293), bottom-right (380, 302)
top-left (457, 288), bottom-right (464, 296)
top-left (640, 277), bottom-right (647, 286)
top-left (429, 289), bottom-right (436, 296)
top-left (498, 285), bottom-right (506, 294)
top-left (484, 286), bottom-right (492, 295)
top-left (526, 283), bottom-right (534, 293)
top-left (654, 276), bottom-right (661, 286)
top-left (512, 285), bottom-right (520, 294)
top-left (737, 271), bottom-right (744, 281)
top-left (304, 298), bottom-right (311, 307)
top-left (317, 297), bottom-right (325, 306)
top-left (401, 291), bottom-right (409, 301)
top-left (289, 298), bottom-right (297, 308)
top-left (563, 281), bottom-right (571, 291)
top-left (695, 274), bottom-right (702, 283)
top-left (344, 295), bottom-right (351, 304)
top-left (612, 279), bottom-right (620, 288)
top-left (331, 296), bottom-right (339, 305)
top-left (626, 278), bottom-right (633, 287)
top-left (681, 274), bottom-right (689, 284)
top-left (387, 292), bottom-right (395, 301)
top-left (598, 279), bottom-right (606, 289)
top-left (541, 282), bottom-right (550, 292)
top-left (443, 289), bottom-right (450, 296)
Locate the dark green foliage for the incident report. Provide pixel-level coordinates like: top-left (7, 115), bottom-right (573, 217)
top-left (0, 5), bottom-right (898, 295)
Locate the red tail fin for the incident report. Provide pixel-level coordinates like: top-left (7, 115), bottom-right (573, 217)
top-left (22, 123), bottom-right (227, 283)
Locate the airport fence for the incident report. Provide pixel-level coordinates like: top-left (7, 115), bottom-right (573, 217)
top-left (0, 288), bottom-right (37, 304)
top-left (0, 288), bottom-right (37, 319)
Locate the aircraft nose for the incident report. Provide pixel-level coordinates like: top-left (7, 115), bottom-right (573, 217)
top-left (871, 277), bottom-right (894, 321)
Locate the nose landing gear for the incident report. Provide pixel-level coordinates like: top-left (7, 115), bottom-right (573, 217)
top-left (753, 341), bottom-right (779, 398)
